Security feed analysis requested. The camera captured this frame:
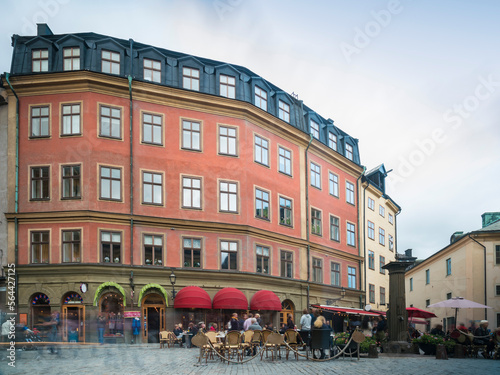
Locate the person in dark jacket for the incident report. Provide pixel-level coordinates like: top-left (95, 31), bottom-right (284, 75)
top-left (229, 313), bottom-right (239, 331)
top-left (312, 316), bottom-right (333, 359)
top-left (474, 320), bottom-right (494, 356)
top-left (287, 313), bottom-right (295, 330)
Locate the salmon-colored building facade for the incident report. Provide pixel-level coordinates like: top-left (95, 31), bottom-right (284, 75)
top-left (3, 25), bottom-right (367, 343)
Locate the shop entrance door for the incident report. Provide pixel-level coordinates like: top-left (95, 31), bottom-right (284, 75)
top-left (141, 293), bottom-right (165, 343)
top-left (62, 305), bottom-right (85, 342)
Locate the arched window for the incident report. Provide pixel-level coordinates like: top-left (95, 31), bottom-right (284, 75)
top-left (31, 293), bottom-right (51, 327)
top-left (280, 299), bottom-right (295, 326)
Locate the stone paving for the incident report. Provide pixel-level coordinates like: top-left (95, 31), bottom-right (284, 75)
top-left (0, 344), bottom-right (499, 375)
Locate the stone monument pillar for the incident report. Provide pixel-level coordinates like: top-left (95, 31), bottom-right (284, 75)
top-left (381, 251), bottom-right (415, 353)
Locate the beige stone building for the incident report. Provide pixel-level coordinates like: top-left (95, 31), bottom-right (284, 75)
top-left (360, 165), bottom-right (401, 311)
top-left (405, 212), bottom-right (500, 331)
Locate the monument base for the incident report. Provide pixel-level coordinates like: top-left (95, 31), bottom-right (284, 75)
top-left (383, 341), bottom-right (414, 354)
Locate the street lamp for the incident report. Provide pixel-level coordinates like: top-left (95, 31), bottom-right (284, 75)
top-left (169, 269), bottom-right (177, 299)
top-left (326, 287), bottom-right (346, 306)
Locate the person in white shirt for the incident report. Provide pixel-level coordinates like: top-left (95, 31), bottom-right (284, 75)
top-left (299, 308), bottom-right (312, 348)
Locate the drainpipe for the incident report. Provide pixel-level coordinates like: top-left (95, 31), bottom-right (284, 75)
top-left (5, 73), bottom-right (19, 313)
top-left (128, 38), bottom-right (134, 266)
top-left (356, 166), bottom-right (365, 308)
top-left (468, 235), bottom-right (487, 320)
top-left (304, 133), bottom-right (313, 309)
top-left (362, 179), bottom-right (368, 308)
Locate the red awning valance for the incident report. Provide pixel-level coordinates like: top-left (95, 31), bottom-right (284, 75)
top-left (213, 288), bottom-right (248, 310)
top-left (174, 286), bottom-right (212, 309)
top-left (250, 290), bottom-right (281, 311)
top-left (314, 305), bottom-right (380, 316)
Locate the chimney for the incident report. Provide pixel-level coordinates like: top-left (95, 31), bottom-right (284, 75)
top-left (404, 249), bottom-right (412, 258)
top-left (37, 24), bottom-right (54, 36)
top-left (481, 212), bottom-right (500, 228)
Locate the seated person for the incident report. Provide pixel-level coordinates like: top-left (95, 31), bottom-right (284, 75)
top-left (430, 324), bottom-right (445, 337)
top-left (474, 320), bottom-right (494, 356)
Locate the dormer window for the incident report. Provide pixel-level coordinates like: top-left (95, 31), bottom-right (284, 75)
top-left (328, 132), bottom-right (337, 150)
top-left (255, 86), bottom-right (267, 111)
top-left (345, 143), bottom-right (353, 160)
top-left (278, 100), bottom-right (290, 122)
top-left (32, 49), bottom-right (48, 72)
top-left (102, 50), bottom-right (120, 75)
top-left (220, 74), bottom-right (235, 98)
top-left (144, 58), bottom-right (161, 83)
top-left (63, 47), bottom-right (80, 71)
top-left (310, 120), bottom-right (319, 139)
top-left (183, 67), bottom-right (200, 91)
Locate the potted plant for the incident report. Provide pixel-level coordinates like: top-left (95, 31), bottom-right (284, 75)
top-left (412, 334), bottom-right (444, 355)
top-left (443, 339), bottom-right (456, 355)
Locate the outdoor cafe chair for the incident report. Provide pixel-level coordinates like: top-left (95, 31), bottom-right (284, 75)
top-left (159, 331), bottom-right (169, 349)
top-left (250, 330), bottom-right (263, 355)
top-left (241, 330), bottom-right (254, 354)
top-left (284, 329), bottom-right (304, 360)
top-left (260, 332), bottom-right (283, 361)
top-left (223, 331), bottom-right (243, 363)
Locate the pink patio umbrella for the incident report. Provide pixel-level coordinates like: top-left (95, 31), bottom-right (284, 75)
top-left (427, 297), bottom-right (491, 327)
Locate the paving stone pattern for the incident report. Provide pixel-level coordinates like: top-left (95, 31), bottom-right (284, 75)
top-left (0, 345), bottom-right (499, 375)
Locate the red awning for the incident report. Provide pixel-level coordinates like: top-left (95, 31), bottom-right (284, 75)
top-left (250, 290), bottom-right (282, 311)
top-left (174, 286), bottom-right (212, 309)
top-left (213, 288), bottom-right (248, 310)
top-left (314, 305), bottom-right (380, 317)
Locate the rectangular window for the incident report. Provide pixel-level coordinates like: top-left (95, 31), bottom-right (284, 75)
top-left (369, 284), bottom-right (375, 303)
top-left (348, 266), bottom-right (356, 288)
top-left (345, 143), bottom-right (353, 160)
top-left (347, 223), bottom-right (356, 246)
top-left (100, 105), bottom-right (121, 139)
top-left (31, 231), bottom-right (49, 264)
top-left (410, 277), bottom-right (413, 291)
top-left (330, 216), bottom-right (340, 242)
top-left (346, 181), bottom-right (355, 205)
top-left (254, 135), bottom-right (269, 166)
top-left (183, 238), bottom-right (202, 268)
top-left (425, 299), bottom-right (430, 307)
top-left (310, 120), bottom-right (319, 139)
top-left (256, 245), bottom-right (270, 274)
top-left (220, 240), bottom-right (238, 270)
top-left (281, 250), bottom-right (293, 278)
top-left (389, 234), bottom-right (394, 251)
top-left (142, 171), bottom-right (163, 205)
top-left (61, 104), bottom-right (81, 135)
top-left (497, 245), bottom-right (500, 265)
top-left (379, 205), bottom-right (385, 217)
top-left (279, 196), bottom-right (292, 227)
top-left (311, 208), bottom-right (322, 236)
top-left (312, 257), bottom-right (323, 283)
top-left (101, 231), bottom-right (121, 263)
top-left (63, 47), bottom-right (80, 71)
top-left (182, 176), bottom-right (202, 209)
top-left (368, 221), bottom-right (375, 240)
top-left (220, 74), bottom-right (236, 99)
top-left (446, 258), bottom-right (451, 276)
top-left (380, 287), bottom-right (386, 305)
top-left (331, 262), bottom-right (340, 286)
top-left (183, 67), bottom-right (200, 91)
top-left (144, 234), bottom-right (163, 266)
top-left (368, 197), bottom-right (375, 211)
top-left (181, 120), bottom-right (201, 151)
top-left (101, 50), bottom-right (120, 75)
top-left (32, 49), bottom-right (48, 72)
top-left (62, 165), bottom-right (81, 199)
top-left (380, 256), bottom-right (386, 274)
top-left (379, 228), bottom-right (385, 246)
top-left (100, 166), bottom-right (122, 201)
top-left (495, 285), bottom-right (500, 296)
top-left (31, 106), bottom-right (50, 137)
top-left (219, 181), bottom-right (238, 213)
top-left (328, 132), bottom-right (337, 150)
top-left (368, 250), bottom-right (375, 270)
top-left (255, 188), bottom-right (270, 220)
top-left (388, 213), bottom-right (394, 224)
top-left (329, 172), bottom-right (339, 197)
top-left (62, 230), bottom-right (81, 263)
top-left (425, 269), bottom-right (430, 284)
top-left (31, 166), bottom-right (50, 200)
top-left (278, 100), bottom-right (290, 122)
top-left (142, 113), bottom-right (163, 145)
top-left (310, 162), bottom-right (321, 189)
top-left (143, 58), bottom-right (161, 83)
top-left (446, 292), bottom-right (452, 300)
top-left (278, 147), bottom-right (291, 175)
top-left (254, 86), bottom-right (267, 111)
top-left (219, 126), bottom-right (237, 156)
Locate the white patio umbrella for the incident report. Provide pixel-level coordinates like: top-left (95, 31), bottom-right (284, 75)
top-left (427, 297), bottom-right (491, 326)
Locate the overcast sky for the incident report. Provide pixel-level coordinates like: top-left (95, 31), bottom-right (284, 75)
top-left (1, 0), bottom-right (499, 260)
